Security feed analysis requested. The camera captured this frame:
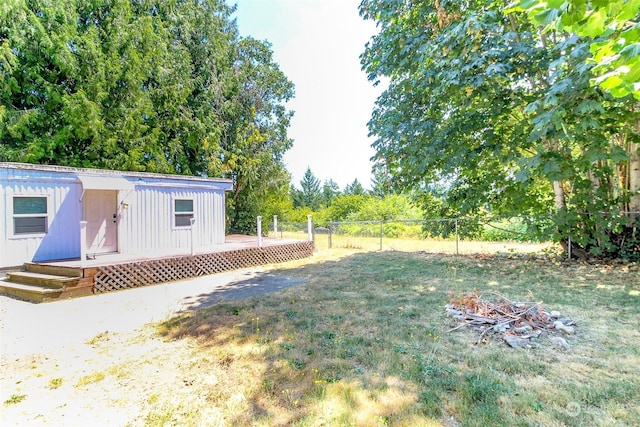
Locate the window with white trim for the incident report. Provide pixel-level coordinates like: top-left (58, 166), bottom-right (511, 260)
top-left (174, 199), bottom-right (194, 227)
top-left (13, 196), bottom-right (48, 235)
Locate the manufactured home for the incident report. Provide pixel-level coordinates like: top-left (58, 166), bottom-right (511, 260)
top-left (0, 162), bottom-right (233, 269)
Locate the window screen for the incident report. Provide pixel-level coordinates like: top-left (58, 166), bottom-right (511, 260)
top-left (13, 197), bottom-right (48, 234)
top-left (174, 199), bottom-right (194, 227)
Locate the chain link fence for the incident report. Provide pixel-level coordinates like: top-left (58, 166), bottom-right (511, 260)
top-left (270, 216), bottom-right (556, 255)
top-left (271, 212), bottom-right (639, 258)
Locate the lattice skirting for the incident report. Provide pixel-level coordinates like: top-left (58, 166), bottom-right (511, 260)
top-left (93, 242), bottom-right (314, 293)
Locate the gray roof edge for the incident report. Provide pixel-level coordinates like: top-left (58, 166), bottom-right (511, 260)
top-left (0, 162), bottom-right (233, 185)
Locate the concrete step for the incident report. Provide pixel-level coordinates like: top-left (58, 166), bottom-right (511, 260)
top-left (24, 262), bottom-right (83, 277)
top-left (6, 271), bottom-right (79, 288)
top-left (0, 280), bottom-right (64, 303)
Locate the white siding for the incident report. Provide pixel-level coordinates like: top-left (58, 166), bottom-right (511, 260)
top-left (1, 163), bottom-right (231, 268)
top-left (1, 168), bottom-right (82, 267)
top-left (0, 181), bottom-right (5, 266)
top-left (119, 183), bottom-right (227, 256)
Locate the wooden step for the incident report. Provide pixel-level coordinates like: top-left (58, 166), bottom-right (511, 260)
top-left (24, 263), bottom-right (83, 277)
top-left (0, 280), bottom-right (63, 303)
top-left (6, 271), bottom-right (80, 288)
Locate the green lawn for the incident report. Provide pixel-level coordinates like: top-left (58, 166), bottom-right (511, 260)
top-left (158, 249), bottom-right (640, 426)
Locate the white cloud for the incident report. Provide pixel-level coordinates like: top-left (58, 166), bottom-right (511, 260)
top-left (232, 0), bottom-right (383, 190)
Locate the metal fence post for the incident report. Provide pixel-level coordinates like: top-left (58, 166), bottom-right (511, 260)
top-left (380, 220), bottom-right (383, 251)
top-left (307, 215), bottom-right (313, 242)
top-left (328, 225), bottom-right (332, 249)
top-left (257, 216), bottom-right (262, 248)
top-left (455, 218), bottom-right (459, 255)
top-left (568, 236), bottom-right (572, 260)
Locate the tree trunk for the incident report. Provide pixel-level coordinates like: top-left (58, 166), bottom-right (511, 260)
top-left (629, 140), bottom-right (640, 214)
top-left (553, 179), bottom-right (589, 259)
top-left (553, 180), bottom-right (570, 253)
top-left (553, 180), bottom-right (565, 211)
top-left (586, 168), bottom-right (600, 197)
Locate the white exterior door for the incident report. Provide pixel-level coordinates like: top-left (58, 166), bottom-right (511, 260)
top-left (85, 190), bottom-right (118, 254)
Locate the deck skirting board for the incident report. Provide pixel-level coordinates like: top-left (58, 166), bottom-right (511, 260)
top-left (93, 242), bottom-right (314, 293)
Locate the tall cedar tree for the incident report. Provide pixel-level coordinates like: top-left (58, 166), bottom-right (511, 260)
top-left (0, 0), bottom-right (293, 233)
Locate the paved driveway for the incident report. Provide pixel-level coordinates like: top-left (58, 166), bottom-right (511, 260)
top-left (0, 268), bottom-right (306, 358)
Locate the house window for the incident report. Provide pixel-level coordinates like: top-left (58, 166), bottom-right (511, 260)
top-left (13, 196), bottom-right (48, 235)
top-left (174, 199), bottom-right (194, 227)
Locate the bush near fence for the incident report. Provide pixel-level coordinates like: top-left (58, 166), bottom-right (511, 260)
top-left (327, 216), bottom-right (556, 243)
top-left (272, 216), bottom-right (553, 254)
top-left (273, 213), bottom-right (639, 258)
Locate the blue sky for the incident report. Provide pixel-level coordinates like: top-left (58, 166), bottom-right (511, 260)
top-left (230, 0), bottom-right (383, 190)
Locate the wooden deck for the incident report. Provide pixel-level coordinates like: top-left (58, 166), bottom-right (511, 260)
top-left (0, 235), bottom-right (314, 302)
top-left (39, 235), bottom-right (307, 267)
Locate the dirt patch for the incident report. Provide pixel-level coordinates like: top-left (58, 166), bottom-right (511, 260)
top-left (0, 268), bottom-right (307, 426)
top-left (1, 269), bottom-right (306, 356)
top-left (181, 273), bottom-right (307, 310)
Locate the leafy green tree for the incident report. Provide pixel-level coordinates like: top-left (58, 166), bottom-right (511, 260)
top-left (292, 167), bottom-right (323, 210)
top-left (350, 194), bottom-right (422, 221)
top-left (223, 37), bottom-right (295, 232)
top-left (509, 0), bottom-right (640, 99)
top-left (287, 205), bottom-right (315, 224)
top-left (343, 178), bottom-right (365, 195)
top-left (508, 0), bottom-right (640, 230)
top-left (359, 0), bottom-right (639, 258)
top-left (325, 194), bottom-right (368, 221)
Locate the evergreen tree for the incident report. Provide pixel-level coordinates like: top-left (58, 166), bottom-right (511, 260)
top-left (343, 178), bottom-right (365, 196)
top-left (370, 163), bottom-right (393, 198)
top-left (322, 179), bottom-right (340, 206)
top-left (292, 167), bottom-right (322, 210)
top-left (0, 0), bottom-right (294, 234)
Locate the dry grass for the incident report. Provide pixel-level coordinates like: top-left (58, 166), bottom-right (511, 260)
top-left (284, 230), bottom-right (555, 254)
top-left (155, 249), bottom-right (640, 426)
top-left (2, 247), bottom-right (638, 426)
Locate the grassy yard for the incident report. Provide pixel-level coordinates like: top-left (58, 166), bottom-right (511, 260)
top-left (283, 230), bottom-right (555, 254)
top-left (4, 247), bottom-right (636, 426)
top-left (156, 249), bottom-right (640, 426)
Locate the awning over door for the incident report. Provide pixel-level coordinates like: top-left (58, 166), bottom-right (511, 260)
top-left (77, 174), bottom-right (135, 191)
